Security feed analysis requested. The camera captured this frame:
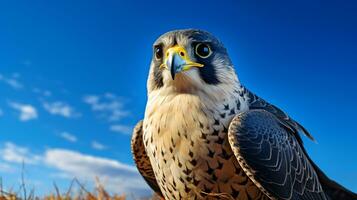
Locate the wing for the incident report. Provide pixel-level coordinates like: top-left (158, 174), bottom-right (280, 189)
top-left (244, 88), bottom-right (357, 199)
top-left (131, 120), bottom-right (162, 196)
top-left (228, 110), bottom-right (328, 200)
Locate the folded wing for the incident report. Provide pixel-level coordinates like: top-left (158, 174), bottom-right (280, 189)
top-left (131, 120), bottom-right (162, 196)
top-left (228, 110), bottom-right (327, 200)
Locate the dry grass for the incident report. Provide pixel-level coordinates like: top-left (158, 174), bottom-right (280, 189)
top-left (0, 163), bottom-right (158, 200)
top-left (0, 177), bottom-right (126, 200)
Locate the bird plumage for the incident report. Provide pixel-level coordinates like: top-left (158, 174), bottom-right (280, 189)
top-left (228, 109), bottom-right (327, 200)
top-left (131, 29), bottom-right (357, 200)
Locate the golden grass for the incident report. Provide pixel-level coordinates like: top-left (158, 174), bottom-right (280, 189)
top-left (0, 177), bottom-right (126, 200)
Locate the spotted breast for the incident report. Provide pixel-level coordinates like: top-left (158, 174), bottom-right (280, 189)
top-left (142, 89), bottom-right (268, 200)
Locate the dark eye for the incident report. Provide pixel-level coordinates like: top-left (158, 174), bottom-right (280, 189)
top-left (195, 43), bottom-right (211, 58)
top-left (154, 46), bottom-right (163, 60)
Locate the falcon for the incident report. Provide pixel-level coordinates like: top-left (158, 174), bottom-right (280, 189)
top-left (131, 29), bottom-right (357, 200)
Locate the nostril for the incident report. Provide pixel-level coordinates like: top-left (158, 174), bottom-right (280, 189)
top-left (180, 52), bottom-right (185, 57)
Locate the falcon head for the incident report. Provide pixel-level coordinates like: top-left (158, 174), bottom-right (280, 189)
top-left (147, 29), bottom-right (239, 97)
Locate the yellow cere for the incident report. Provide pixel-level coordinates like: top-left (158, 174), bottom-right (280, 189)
top-left (161, 45), bottom-right (204, 70)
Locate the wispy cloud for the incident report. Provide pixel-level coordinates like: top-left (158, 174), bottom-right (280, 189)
top-left (44, 148), bottom-right (149, 194)
top-left (0, 142), bottom-right (42, 165)
top-left (0, 73), bottom-right (23, 89)
top-left (0, 142), bottom-right (149, 194)
top-left (0, 162), bottom-right (15, 173)
top-left (9, 102), bottom-right (38, 121)
top-left (110, 125), bottom-right (133, 135)
top-left (83, 93), bottom-right (129, 122)
top-left (91, 141), bottom-right (107, 150)
top-left (43, 101), bottom-right (80, 118)
top-left (59, 132), bottom-right (77, 143)
top-left (33, 88), bottom-right (52, 97)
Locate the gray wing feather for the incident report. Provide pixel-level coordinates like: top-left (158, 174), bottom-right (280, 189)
top-left (131, 120), bottom-right (162, 196)
top-left (228, 110), bottom-right (327, 200)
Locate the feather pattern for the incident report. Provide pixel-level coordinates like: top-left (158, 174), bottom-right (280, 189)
top-left (131, 120), bottom-right (162, 196)
top-left (228, 109), bottom-right (327, 200)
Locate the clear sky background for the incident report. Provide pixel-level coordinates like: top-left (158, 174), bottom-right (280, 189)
top-left (0, 0), bottom-right (356, 197)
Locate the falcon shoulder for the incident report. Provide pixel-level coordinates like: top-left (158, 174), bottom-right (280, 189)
top-left (245, 89), bottom-right (314, 143)
top-left (228, 109), bottom-right (328, 200)
top-left (131, 120), bottom-right (162, 196)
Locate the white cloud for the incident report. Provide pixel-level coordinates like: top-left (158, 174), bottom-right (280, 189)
top-left (33, 88), bottom-right (52, 97)
top-left (43, 101), bottom-right (80, 118)
top-left (59, 132), bottom-right (77, 143)
top-left (44, 148), bottom-right (149, 194)
top-left (0, 142), bottom-right (150, 195)
top-left (0, 162), bottom-right (15, 173)
top-left (110, 125), bottom-right (133, 135)
top-left (0, 142), bottom-right (41, 165)
top-left (9, 102), bottom-right (38, 121)
top-left (0, 73), bottom-right (23, 89)
top-left (91, 141), bottom-right (107, 150)
top-left (83, 93), bottom-right (129, 122)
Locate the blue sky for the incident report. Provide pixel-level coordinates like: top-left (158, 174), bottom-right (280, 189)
top-left (0, 0), bottom-right (356, 197)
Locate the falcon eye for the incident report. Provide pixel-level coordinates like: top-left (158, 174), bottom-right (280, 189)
top-left (154, 46), bottom-right (163, 60)
top-left (195, 43), bottom-right (212, 58)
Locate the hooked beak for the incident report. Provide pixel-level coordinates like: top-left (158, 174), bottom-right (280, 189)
top-left (160, 46), bottom-right (204, 79)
